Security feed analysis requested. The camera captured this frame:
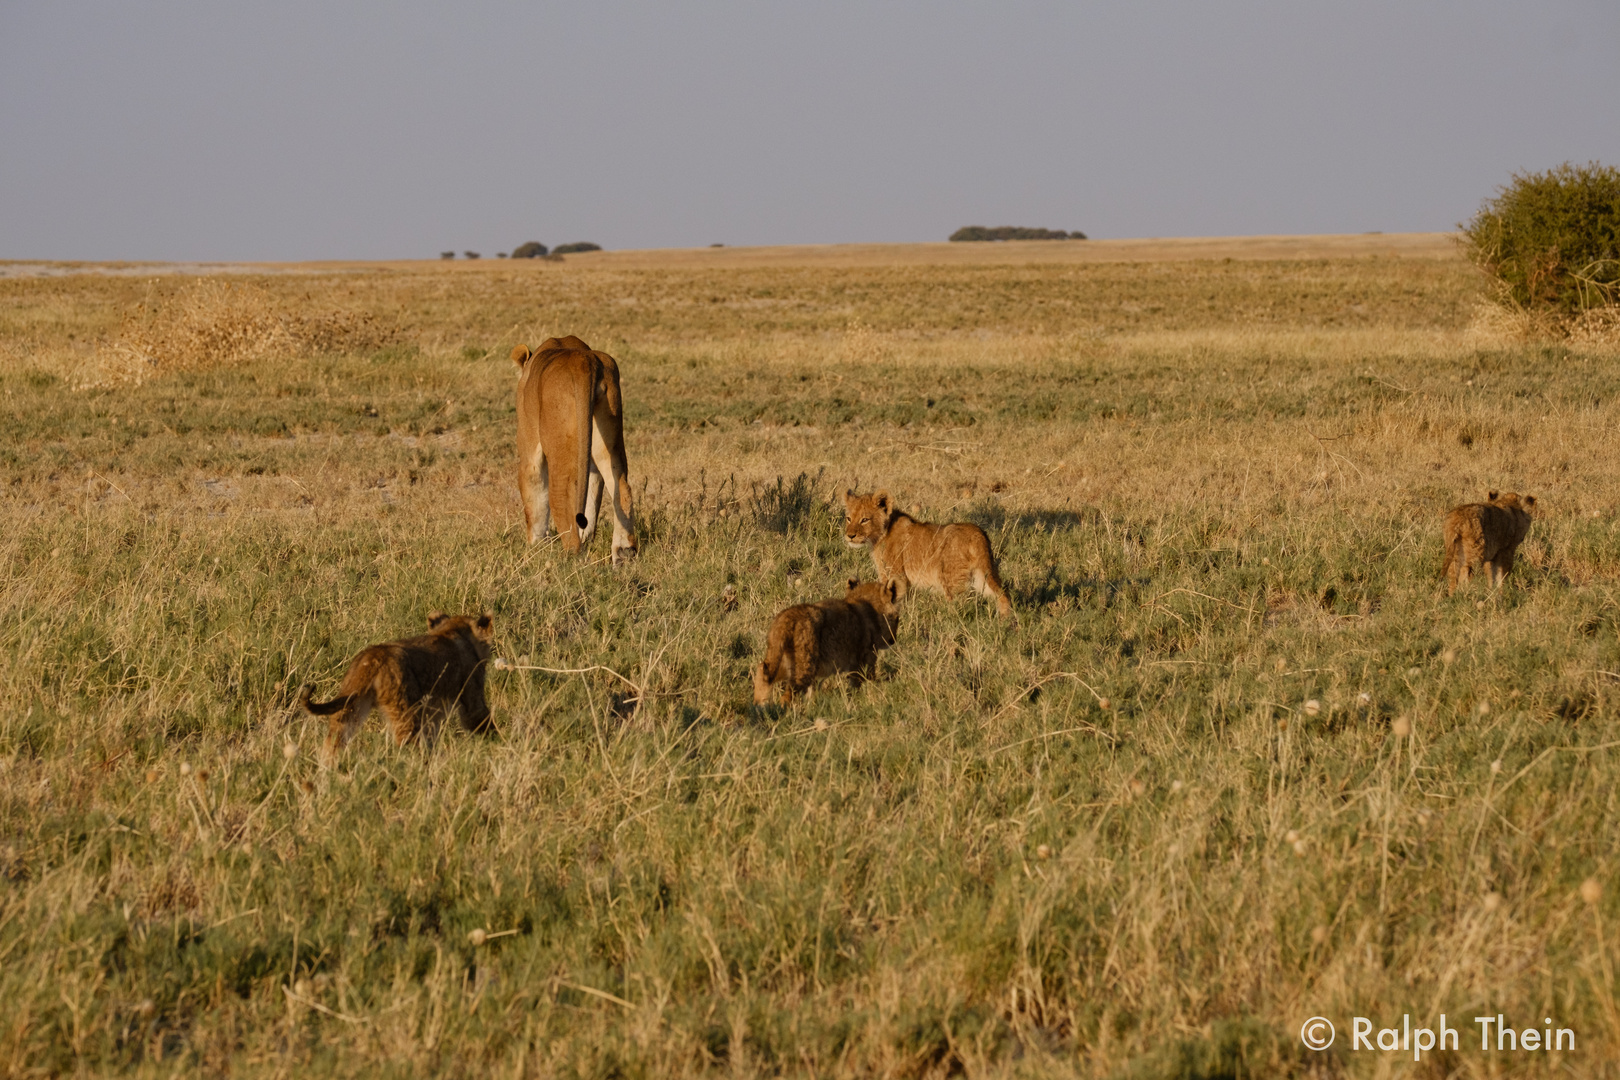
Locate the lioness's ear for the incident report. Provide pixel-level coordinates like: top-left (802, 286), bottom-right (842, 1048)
top-left (1487, 490), bottom-right (1499, 502)
top-left (475, 613), bottom-right (494, 636)
top-left (1524, 495), bottom-right (1536, 509)
top-left (510, 345), bottom-right (531, 368)
top-left (847, 577), bottom-right (859, 591)
top-left (427, 611), bottom-right (448, 628)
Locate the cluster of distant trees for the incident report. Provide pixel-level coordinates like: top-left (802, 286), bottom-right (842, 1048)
top-left (437, 241), bottom-right (603, 261)
top-left (510, 241), bottom-right (602, 258)
top-left (949, 226), bottom-right (1086, 242)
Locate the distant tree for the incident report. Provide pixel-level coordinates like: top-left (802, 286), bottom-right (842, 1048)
top-left (552, 242), bottom-right (602, 254)
top-left (440, 251), bottom-right (456, 260)
top-left (710, 243), bottom-right (726, 248)
top-left (497, 252), bottom-right (508, 258)
top-left (950, 226), bottom-right (1085, 242)
top-left (464, 251), bottom-right (481, 260)
top-left (511, 241), bottom-right (548, 259)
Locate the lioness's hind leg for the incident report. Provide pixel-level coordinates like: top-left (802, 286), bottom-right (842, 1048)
top-left (590, 421), bottom-right (637, 564)
top-left (580, 461), bottom-right (605, 545)
top-left (520, 452), bottom-right (553, 543)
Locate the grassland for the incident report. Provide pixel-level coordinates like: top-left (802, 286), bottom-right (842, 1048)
top-left (2, 244), bottom-right (1619, 1078)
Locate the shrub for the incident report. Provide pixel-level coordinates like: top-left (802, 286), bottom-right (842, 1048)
top-left (510, 241), bottom-right (548, 259)
top-left (552, 242), bottom-right (602, 255)
top-left (1462, 162), bottom-right (1620, 315)
top-left (439, 251), bottom-right (455, 260)
top-left (463, 251), bottom-right (481, 260)
top-left (950, 226), bottom-right (1085, 242)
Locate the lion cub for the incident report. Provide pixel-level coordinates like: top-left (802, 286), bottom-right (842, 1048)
top-left (1442, 491), bottom-right (1536, 593)
top-left (299, 613), bottom-right (496, 761)
top-left (843, 490), bottom-right (1013, 617)
top-left (753, 579), bottom-right (902, 705)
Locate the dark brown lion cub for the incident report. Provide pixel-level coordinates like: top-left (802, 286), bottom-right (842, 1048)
top-left (1442, 491), bottom-right (1536, 593)
top-left (753, 579), bottom-right (903, 705)
top-left (299, 613), bottom-right (496, 761)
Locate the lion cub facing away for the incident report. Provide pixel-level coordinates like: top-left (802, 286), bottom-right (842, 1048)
top-left (299, 613), bottom-right (496, 760)
top-left (1443, 491), bottom-right (1536, 593)
top-left (843, 490), bottom-right (1013, 618)
top-left (753, 579), bottom-right (902, 705)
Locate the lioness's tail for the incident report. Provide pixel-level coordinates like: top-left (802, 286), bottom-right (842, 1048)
top-left (572, 361), bottom-right (594, 534)
top-left (298, 684), bottom-right (351, 716)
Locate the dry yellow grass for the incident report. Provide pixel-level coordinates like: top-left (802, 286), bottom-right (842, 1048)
top-left (2, 246), bottom-right (1619, 1078)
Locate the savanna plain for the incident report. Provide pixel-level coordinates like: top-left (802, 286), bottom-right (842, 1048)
top-left (2, 243), bottom-right (1619, 1078)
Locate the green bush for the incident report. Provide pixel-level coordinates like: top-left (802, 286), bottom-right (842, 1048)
top-left (1461, 162), bottom-right (1620, 313)
top-left (510, 241), bottom-right (548, 259)
top-left (552, 242), bottom-right (602, 255)
top-left (950, 225), bottom-right (1085, 241)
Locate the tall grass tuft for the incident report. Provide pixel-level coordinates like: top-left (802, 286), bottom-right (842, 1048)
top-left (747, 469), bottom-right (827, 535)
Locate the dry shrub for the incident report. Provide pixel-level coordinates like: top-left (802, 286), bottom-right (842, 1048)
top-left (1569, 303), bottom-right (1620, 346)
top-left (1467, 295), bottom-right (1620, 346)
top-left (83, 277), bottom-right (397, 387)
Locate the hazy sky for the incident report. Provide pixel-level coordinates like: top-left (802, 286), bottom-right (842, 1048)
top-left (3, 2), bottom-right (1617, 261)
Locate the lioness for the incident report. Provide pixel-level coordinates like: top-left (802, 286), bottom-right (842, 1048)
top-left (511, 336), bottom-right (637, 563)
top-left (843, 490), bottom-right (1013, 617)
top-left (299, 613), bottom-right (496, 760)
top-left (753, 579), bottom-right (902, 705)
top-left (1442, 490), bottom-right (1536, 593)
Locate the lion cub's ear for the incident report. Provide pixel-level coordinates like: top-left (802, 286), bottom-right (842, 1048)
top-left (510, 345), bottom-right (532, 368)
top-left (884, 580), bottom-right (900, 603)
top-left (843, 488), bottom-right (857, 507)
top-left (1487, 490), bottom-right (1499, 502)
top-left (473, 614), bottom-right (494, 638)
top-left (847, 577), bottom-right (859, 591)
top-left (427, 611), bottom-right (449, 629)
top-left (874, 491), bottom-right (890, 514)
top-left (1523, 495), bottom-right (1536, 510)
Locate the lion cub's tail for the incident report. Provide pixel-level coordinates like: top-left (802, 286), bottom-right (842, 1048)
top-left (753, 632), bottom-right (792, 705)
top-left (297, 684), bottom-right (351, 716)
top-left (752, 660), bottom-right (774, 705)
top-left (1440, 529), bottom-right (1460, 582)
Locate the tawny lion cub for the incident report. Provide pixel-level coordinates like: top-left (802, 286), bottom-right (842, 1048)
top-left (299, 613), bottom-right (496, 761)
top-left (753, 579), bottom-right (903, 705)
top-left (843, 490), bottom-right (1013, 618)
top-left (1442, 491), bottom-right (1536, 593)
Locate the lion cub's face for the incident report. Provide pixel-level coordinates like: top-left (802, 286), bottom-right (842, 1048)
top-left (843, 490), bottom-right (894, 548)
